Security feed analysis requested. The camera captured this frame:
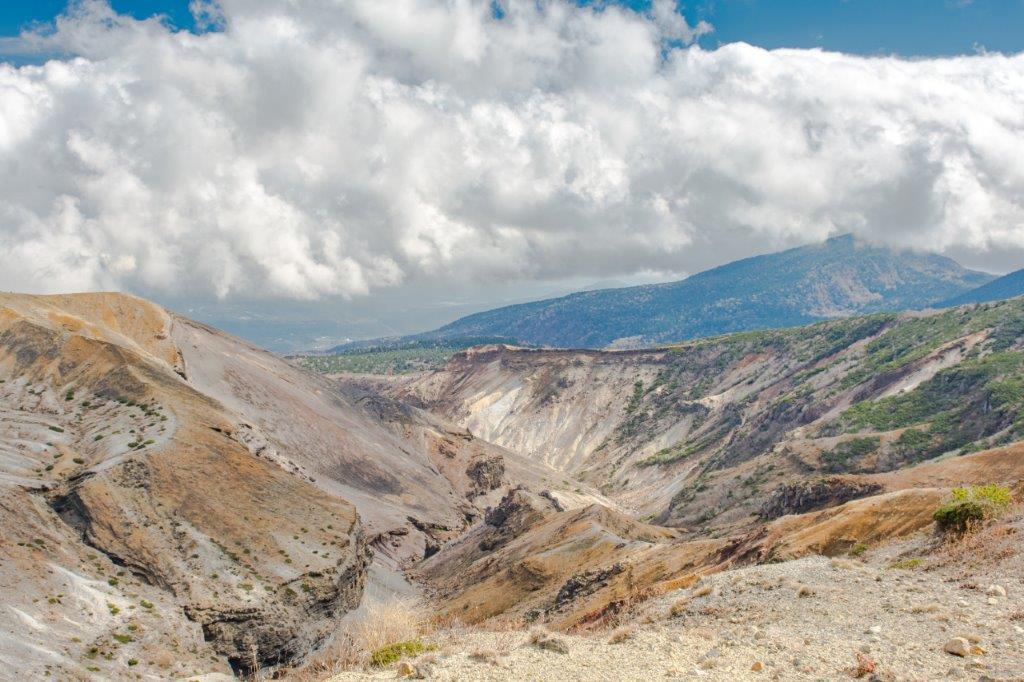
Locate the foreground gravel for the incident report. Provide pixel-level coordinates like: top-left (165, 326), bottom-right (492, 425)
top-left (330, 555), bottom-right (1024, 681)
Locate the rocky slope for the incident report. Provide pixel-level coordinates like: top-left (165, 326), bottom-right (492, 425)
top-left (333, 517), bottom-right (1024, 681)
top-left (396, 298), bottom-right (1024, 531)
top-left (0, 293), bottom-right (565, 679)
top-left (374, 234), bottom-right (993, 349)
top-left (370, 299), bottom-right (1024, 629)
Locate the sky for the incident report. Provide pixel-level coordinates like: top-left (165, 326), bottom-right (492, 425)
top-left (4, 1), bottom-right (1024, 57)
top-left (1, 0), bottom-right (1024, 350)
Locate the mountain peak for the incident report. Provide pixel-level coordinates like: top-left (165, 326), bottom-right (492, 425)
top-left (824, 232), bottom-right (857, 244)
top-left (398, 235), bottom-right (994, 349)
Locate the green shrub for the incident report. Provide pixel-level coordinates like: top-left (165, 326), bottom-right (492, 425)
top-left (934, 484), bottom-right (1012, 532)
top-left (821, 436), bottom-right (879, 472)
top-left (951, 484), bottom-right (1011, 506)
top-left (889, 558), bottom-right (922, 570)
top-left (369, 639), bottom-right (429, 667)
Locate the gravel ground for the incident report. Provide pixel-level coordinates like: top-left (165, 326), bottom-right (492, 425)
top-left (329, 554), bottom-right (1024, 681)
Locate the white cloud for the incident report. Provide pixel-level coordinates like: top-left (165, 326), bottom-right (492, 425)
top-left (1, 0), bottom-right (1023, 301)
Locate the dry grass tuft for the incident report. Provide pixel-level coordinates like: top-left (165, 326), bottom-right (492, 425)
top-left (691, 584), bottom-right (713, 599)
top-left (290, 597), bottom-right (429, 679)
top-left (468, 648), bottom-right (499, 664)
top-left (286, 633), bottom-right (361, 680)
top-left (667, 582), bottom-right (715, 618)
top-left (358, 597), bottom-right (426, 654)
top-left (909, 602), bottom-right (943, 614)
top-left (930, 506), bottom-right (1021, 573)
top-left (607, 626), bottom-right (635, 644)
top-left (668, 597), bottom-right (689, 618)
top-left (528, 626), bottom-right (569, 654)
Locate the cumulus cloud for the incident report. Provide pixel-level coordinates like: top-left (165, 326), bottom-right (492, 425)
top-left (1, 0), bottom-right (1023, 301)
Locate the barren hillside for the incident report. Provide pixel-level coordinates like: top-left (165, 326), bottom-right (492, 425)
top-left (0, 293), bottom-right (564, 678)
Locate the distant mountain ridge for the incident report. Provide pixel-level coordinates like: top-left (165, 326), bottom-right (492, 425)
top-left (344, 234), bottom-right (994, 350)
top-left (940, 267), bottom-right (1024, 307)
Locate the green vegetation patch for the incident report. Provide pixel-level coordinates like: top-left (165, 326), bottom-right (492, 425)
top-left (839, 348), bottom-right (1024, 464)
top-left (837, 301), bottom-right (1024, 390)
top-left (820, 436), bottom-right (880, 473)
top-left (934, 484), bottom-right (1012, 532)
top-left (369, 639), bottom-right (432, 667)
top-left (637, 431), bottom-right (716, 467)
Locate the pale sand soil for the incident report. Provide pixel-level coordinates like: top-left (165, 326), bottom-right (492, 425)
top-left (330, 554), bottom-right (1024, 681)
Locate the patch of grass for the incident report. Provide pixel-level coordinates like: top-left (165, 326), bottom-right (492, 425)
top-left (368, 639), bottom-right (429, 667)
top-left (889, 558), bottom-right (923, 570)
top-left (637, 439), bottom-right (704, 467)
top-left (820, 436), bottom-right (880, 473)
top-left (625, 380), bottom-right (644, 414)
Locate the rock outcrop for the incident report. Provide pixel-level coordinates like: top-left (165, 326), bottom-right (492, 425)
top-left (759, 476), bottom-right (884, 520)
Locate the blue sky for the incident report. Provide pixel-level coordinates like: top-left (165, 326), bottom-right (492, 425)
top-left (0, 1), bottom-right (197, 34)
top-left (3, 0), bottom-right (1023, 57)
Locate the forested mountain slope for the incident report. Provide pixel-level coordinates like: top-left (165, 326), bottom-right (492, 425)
top-left (388, 234), bottom-right (992, 349)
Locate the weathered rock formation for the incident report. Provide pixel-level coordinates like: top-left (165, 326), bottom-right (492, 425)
top-left (759, 476), bottom-right (884, 520)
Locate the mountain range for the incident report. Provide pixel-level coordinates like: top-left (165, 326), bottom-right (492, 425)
top-left (341, 234), bottom-right (996, 351)
top-left (941, 265), bottom-right (1024, 307)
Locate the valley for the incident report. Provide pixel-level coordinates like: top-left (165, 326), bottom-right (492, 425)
top-left (0, 292), bottom-right (1021, 679)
